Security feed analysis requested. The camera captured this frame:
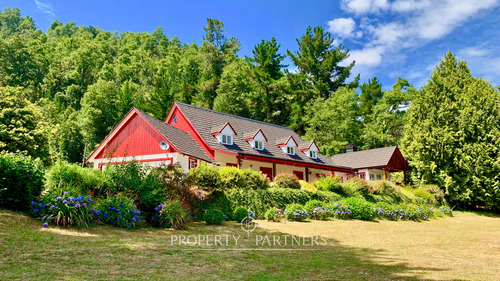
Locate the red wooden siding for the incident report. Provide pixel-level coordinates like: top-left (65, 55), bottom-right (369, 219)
top-left (260, 167), bottom-right (273, 180)
top-left (166, 106), bottom-right (215, 159)
top-left (96, 112), bottom-right (175, 159)
top-left (293, 171), bottom-right (304, 180)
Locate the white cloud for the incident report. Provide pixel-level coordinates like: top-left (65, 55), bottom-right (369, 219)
top-left (342, 0), bottom-right (390, 15)
top-left (457, 47), bottom-right (500, 83)
top-left (327, 17), bottom-right (362, 38)
top-left (34, 0), bottom-right (56, 18)
top-left (331, 0), bottom-right (500, 78)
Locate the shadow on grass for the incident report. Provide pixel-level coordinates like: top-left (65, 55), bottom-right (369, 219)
top-left (461, 210), bottom-right (500, 218)
top-left (0, 210), bottom-right (451, 281)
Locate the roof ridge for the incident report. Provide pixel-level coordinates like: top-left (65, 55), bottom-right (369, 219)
top-left (331, 146), bottom-right (397, 157)
top-left (174, 101), bottom-right (294, 131)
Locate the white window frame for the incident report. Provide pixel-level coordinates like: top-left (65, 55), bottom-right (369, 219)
top-left (370, 174), bottom-right (375, 181)
top-left (309, 151), bottom-right (317, 159)
top-left (221, 134), bottom-right (233, 145)
top-left (376, 174), bottom-right (382, 180)
top-left (286, 146), bottom-right (295, 155)
top-left (254, 140), bottom-right (264, 150)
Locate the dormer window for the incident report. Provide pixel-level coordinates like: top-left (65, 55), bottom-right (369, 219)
top-left (255, 140), bottom-right (264, 150)
top-left (287, 146), bottom-right (295, 155)
top-left (221, 134), bottom-right (233, 145)
top-left (277, 136), bottom-right (298, 155)
top-left (300, 141), bottom-right (319, 159)
top-left (310, 150), bottom-right (317, 159)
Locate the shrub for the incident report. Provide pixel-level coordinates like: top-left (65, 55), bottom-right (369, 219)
top-left (152, 199), bottom-right (189, 229)
top-left (304, 200), bottom-right (330, 220)
top-left (371, 181), bottom-right (399, 196)
top-left (265, 208), bottom-right (285, 222)
top-left (242, 169), bottom-right (270, 189)
top-left (188, 165), bottom-right (222, 193)
top-left (274, 173), bottom-right (301, 189)
top-left (299, 180), bottom-right (317, 194)
top-left (421, 185), bottom-right (445, 203)
top-left (341, 197), bottom-right (376, 220)
top-left (30, 189), bottom-right (95, 227)
top-left (313, 176), bottom-right (342, 193)
top-left (284, 203), bottom-right (309, 221)
top-left (413, 189), bottom-right (437, 205)
top-left (220, 167), bottom-right (248, 189)
top-left (389, 171), bottom-right (405, 184)
top-left (0, 152), bottom-right (44, 211)
top-left (342, 178), bottom-right (370, 196)
top-left (327, 203), bottom-right (352, 219)
top-left (45, 162), bottom-right (109, 197)
top-left (203, 209), bottom-right (225, 225)
top-left (94, 194), bottom-right (141, 228)
top-left (233, 206), bottom-right (250, 223)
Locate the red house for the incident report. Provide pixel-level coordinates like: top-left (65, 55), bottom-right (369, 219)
top-left (86, 102), bottom-right (408, 183)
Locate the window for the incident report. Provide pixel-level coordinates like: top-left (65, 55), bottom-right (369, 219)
top-left (369, 173), bottom-right (375, 181)
top-left (309, 151), bottom-right (317, 159)
top-left (173, 115), bottom-right (177, 124)
top-left (376, 174), bottom-right (383, 180)
top-left (221, 134), bottom-right (232, 145)
top-left (189, 158), bottom-right (197, 169)
top-left (286, 146), bottom-right (295, 155)
top-left (254, 140), bottom-right (264, 150)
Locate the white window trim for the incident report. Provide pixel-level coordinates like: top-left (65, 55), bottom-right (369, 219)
top-left (221, 134), bottom-right (233, 145)
top-left (254, 140), bottom-right (264, 150)
top-left (286, 146), bottom-right (295, 155)
top-left (309, 150), bottom-right (317, 159)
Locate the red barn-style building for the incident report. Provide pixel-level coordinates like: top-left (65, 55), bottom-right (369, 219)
top-left (86, 102), bottom-right (408, 183)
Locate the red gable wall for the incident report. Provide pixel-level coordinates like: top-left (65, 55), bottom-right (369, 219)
top-left (166, 105), bottom-right (215, 159)
top-left (95, 112), bottom-right (175, 159)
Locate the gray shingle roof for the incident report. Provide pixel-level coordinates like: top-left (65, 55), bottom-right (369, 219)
top-left (175, 102), bottom-right (350, 170)
top-left (330, 146), bottom-right (398, 169)
top-left (135, 108), bottom-right (213, 163)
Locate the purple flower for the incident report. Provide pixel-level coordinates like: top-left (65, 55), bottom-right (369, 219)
top-left (62, 200), bottom-right (68, 204)
top-left (63, 191), bottom-right (68, 195)
top-left (128, 222), bottom-right (132, 226)
top-left (50, 205), bottom-right (55, 210)
top-left (154, 207), bottom-right (159, 211)
top-left (42, 223), bottom-right (48, 228)
top-left (96, 210), bottom-right (101, 215)
top-left (104, 213), bottom-right (108, 218)
top-left (56, 197), bottom-right (62, 201)
top-left (119, 204), bottom-right (124, 207)
top-left (70, 202), bottom-right (75, 206)
top-left (34, 209), bottom-right (39, 213)
top-left (31, 201), bottom-right (37, 206)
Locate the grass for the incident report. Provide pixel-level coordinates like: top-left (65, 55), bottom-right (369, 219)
top-left (0, 210), bottom-right (499, 280)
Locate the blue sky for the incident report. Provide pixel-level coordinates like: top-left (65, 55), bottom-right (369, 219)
top-left (2, 0), bottom-right (500, 89)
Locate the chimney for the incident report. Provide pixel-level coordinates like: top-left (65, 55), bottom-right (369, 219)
top-left (345, 144), bottom-right (357, 153)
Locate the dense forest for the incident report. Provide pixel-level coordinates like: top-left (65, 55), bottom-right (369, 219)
top-left (0, 8), bottom-right (498, 209)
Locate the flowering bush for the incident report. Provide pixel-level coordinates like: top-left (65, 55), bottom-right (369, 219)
top-left (30, 190), bottom-right (94, 227)
top-left (327, 203), bottom-right (352, 219)
top-left (265, 208), bottom-right (285, 222)
top-left (341, 197), bottom-right (376, 220)
top-left (304, 200), bottom-right (330, 220)
top-left (203, 209), bottom-right (225, 225)
top-left (284, 203), bottom-right (309, 221)
top-left (151, 199), bottom-right (189, 229)
top-left (93, 194), bottom-right (141, 228)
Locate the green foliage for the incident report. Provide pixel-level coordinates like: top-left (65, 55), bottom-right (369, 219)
top-left (421, 185), bottom-right (445, 204)
top-left (94, 193), bottom-right (141, 228)
top-left (232, 206), bottom-right (249, 223)
top-left (0, 87), bottom-right (49, 163)
top-left (284, 203), bottom-right (309, 221)
top-left (152, 199), bottom-right (189, 229)
top-left (340, 198), bottom-right (376, 220)
top-left (288, 26), bottom-right (358, 99)
top-left (304, 88), bottom-right (361, 156)
top-left (299, 180), bottom-right (317, 193)
top-left (341, 178), bottom-right (369, 197)
top-left (274, 173), bottom-right (301, 189)
top-left (45, 162), bottom-right (109, 197)
top-left (0, 152), bottom-right (44, 211)
top-left (304, 200), bottom-right (329, 220)
top-left (413, 189), bottom-right (437, 205)
top-left (188, 164), bottom-right (222, 193)
top-left (402, 52), bottom-right (500, 210)
top-left (219, 166), bottom-right (247, 189)
top-left (327, 202), bottom-right (352, 219)
top-left (389, 172), bottom-right (405, 185)
top-left (203, 208), bottom-right (225, 225)
top-left (264, 208), bottom-right (284, 222)
top-left (312, 176), bottom-right (342, 193)
top-left (241, 169), bottom-right (270, 190)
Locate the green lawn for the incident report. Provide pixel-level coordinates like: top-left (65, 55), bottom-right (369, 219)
top-left (0, 210), bottom-right (498, 280)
